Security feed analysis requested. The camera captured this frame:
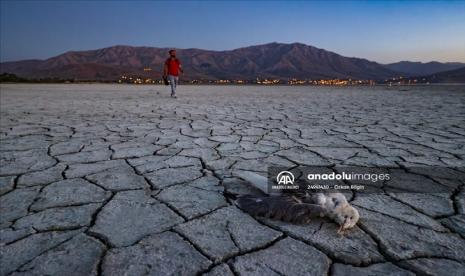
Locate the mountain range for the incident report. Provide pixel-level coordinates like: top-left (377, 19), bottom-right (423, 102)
top-left (419, 66), bottom-right (465, 83)
top-left (1, 42), bottom-right (464, 81)
top-left (383, 61), bottom-right (465, 76)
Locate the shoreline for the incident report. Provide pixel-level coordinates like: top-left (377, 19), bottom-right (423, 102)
top-left (2, 82), bottom-right (465, 86)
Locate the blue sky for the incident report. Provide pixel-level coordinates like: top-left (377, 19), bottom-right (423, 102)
top-left (1, 0), bottom-right (464, 63)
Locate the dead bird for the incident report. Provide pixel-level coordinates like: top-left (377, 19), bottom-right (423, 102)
top-left (235, 171), bottom-right (360, 233)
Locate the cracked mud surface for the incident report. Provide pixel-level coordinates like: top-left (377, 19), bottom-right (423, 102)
top-left (1, 84), bottom-right (465, 275)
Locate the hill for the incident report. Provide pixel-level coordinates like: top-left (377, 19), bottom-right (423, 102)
top-left (424, 66), bottom-right (465, 83)
top-left (1, 43), bottom-right (398, 81)
top-left (383, 61), bottom-right (465, 76)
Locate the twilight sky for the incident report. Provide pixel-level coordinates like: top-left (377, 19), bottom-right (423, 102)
top-left (1, 0), bottom-right (464, 63)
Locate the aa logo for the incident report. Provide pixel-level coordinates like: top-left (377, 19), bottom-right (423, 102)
top-left (276, 171), bottom-right (295, 185)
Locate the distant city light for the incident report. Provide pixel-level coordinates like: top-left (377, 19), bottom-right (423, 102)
top-left (116, 75), bottom-right (423, 86)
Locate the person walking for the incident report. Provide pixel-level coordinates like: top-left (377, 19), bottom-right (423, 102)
top-left (163, 49), bottom-right (183, 98)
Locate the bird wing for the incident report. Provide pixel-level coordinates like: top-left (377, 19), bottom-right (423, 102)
top-left (237, 195), bottom-right (327, 224)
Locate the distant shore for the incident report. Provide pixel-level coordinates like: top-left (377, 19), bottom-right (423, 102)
top-left (2, 72), bottom-right (464, 86)
top-left (2, 82), bottom-right (465, 87)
